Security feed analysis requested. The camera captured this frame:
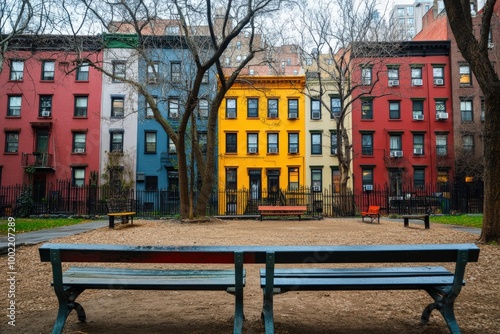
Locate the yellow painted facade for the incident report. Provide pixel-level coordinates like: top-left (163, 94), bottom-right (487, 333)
top-left (218, 75), bottom-right (306, 214)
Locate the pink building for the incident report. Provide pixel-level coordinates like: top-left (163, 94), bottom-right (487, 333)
top-left (1, 36), bottom-right (102, 198)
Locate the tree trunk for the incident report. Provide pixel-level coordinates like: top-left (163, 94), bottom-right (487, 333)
top-left (479, 91), bottom-right (500, 243)
top-left (177, 132), bottom-right (190, 218)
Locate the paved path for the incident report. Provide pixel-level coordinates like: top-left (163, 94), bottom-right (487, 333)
top-left (0, 220), bottom-right (108, 254)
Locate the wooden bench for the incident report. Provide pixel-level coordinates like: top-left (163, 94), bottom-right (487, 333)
top-left (361, 205), bottom-right (380, 223)
top-left (403, 214), bottom-right (430, 229)
top-left (259, 243), bottom-right (480, 334)
top-left (39, 243), bottom-right (246, 334)
top-left (106, 198), bottom-right (136, 228)
top-left (258, 205), bottom-right (307, 221)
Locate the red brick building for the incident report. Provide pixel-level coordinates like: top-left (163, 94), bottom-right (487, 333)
top-left (0, 36), bottom-right (102, 196)
top-left (351, 41), bottom-right (454, 196)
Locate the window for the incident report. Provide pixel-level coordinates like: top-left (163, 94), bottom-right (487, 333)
top-left (331, 167), bottom-right (340, 193)
top-left (226, 98), bottom-right (236, 118)
top-left (166, 25), bottom-right (179, 34)
top-left (459, 65), bottom-right (471, 85)
top-left (389, 101), bottom-right (400, 119)
top-left (311, 168), bottom-right (322, 191)
top-left (463, 134), bottom-right (474, 152)
top-left (411, 66), bottom-right (422, 85)
top-left (74, 96), bottom-right (88, 117)
top-left (390, 134), bottom-right (402, 153)
top-left (413, 134), bottom-right (424, 155)
top-left (39, 95), bottom-right (52, 117)
top-left (146, 96), bottom-right (157, 118)
top-left (387, 67), bottom-right (399, 84)
top-left (288, 99), bottom-right (298, 118)
top-left (407, 18), bottom-right (414, 26)
top-left (267, 99), bottom-right (278, 118)
top-left (226, 168), bottom-right (237, 190)
top-left (145, 176), bottom-right (158, 191)
top-left (361, 99), bottom-right (373, 120)
top-left (311, 99), bottom-right (321, 119)
top-left (73, 133), bottom-right (86, 153)
top-left (110, 130), bottom-right (124, 152)
top-left (247, 98), bottom-right (258, 117)
top-left (198, 99), bottom-right (209, 119)
top-left (198, 132), bottom-right (207, 153)
top-left (7, 96), bottom-right (21, 116)
top-left (288, 167), bottom-right (299, 190)
top-left (361, 133), bottom-right (373, 155)
top-left (362, 168), bottom-right (373, 190)
top-left (202, 71), bottom-right (209, 84)
top-left (10, 60), bottom-right (24, 81)
top-left (42, 60), bottom-right (55, 80)
top-left (226, 133), bottom-right (237, 153)
top-left (72, 168), bottom-right (85, 187)
top-left (433, 66), bottom-right (444, 85)
top-left (407, 6), bottom-right (413, 15)
top-left (147, 62), bottom-right (159, 83)
top-left (236, 41), bottom-right (242, 50)
top-left (361, 66), bottom-right (372, 85)
top-left (5, 132), bottom-right (19, 153)
top-left (460, 99), bottom-right (473, 122)
top-left (311, 132), bottom-right (322, 155)
top-left (413, 168), bottom-right (425, 189)
top-left (436, 134), bottom-right (448, 156)
top-left (412, 100), bottom-right (424, 119)
top-left (76, 62), bottom-right (89, 81)
top-left (330, 131), bottom-right (338, 154)
top-left (168, 98), bottom-right (179, 119)
top-left (481, 99), bottom-right (485, 121)
top-left (171, 62), bottom-right (181, 82)
top-left (145, 131), bottom-right (157, 153)
top-left (330, 96), bottom-right (341, 118)
top-left (112, 61), bottom-right (126, 81)
top-left (111, 97), bottom-right (124, 117)
top-left (397, 7), bottom-right (404, 16)
top-left (168, 138), bottom-right (176, 154)
top-left (436, 100), bottom-right (446, 118)
top-left (288, 133), bottom-right (299, 154)
top-left (267, 133), bottom-right (278, 153)
top-left (247, 133), bottom-right (258, 153)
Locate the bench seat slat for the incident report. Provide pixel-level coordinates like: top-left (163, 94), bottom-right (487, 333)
top-left (260, 275), bottom-right (457, 291)
top-left (261, 266), bottom-right (452, 278)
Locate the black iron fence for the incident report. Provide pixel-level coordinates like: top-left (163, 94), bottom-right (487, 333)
top-left (0, 180), bottom-right (483, 218)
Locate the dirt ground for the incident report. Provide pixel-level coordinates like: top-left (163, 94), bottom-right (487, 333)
top-left (1, 217), bottom-right (499, 334)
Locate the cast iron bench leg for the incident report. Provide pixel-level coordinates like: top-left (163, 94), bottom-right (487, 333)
top-left (262, 252), bottom-right (275, 334)
top-left (109, 215), bottom-right (115, 228)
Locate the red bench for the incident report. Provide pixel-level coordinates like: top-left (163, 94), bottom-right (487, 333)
top-left (361, 205), bottom-right (380, 224)
top-left (258, 205), bottom-right (307, 221)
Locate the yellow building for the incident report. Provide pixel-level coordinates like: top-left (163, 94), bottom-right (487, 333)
top-left (218, 75), bottom-right (306, 214)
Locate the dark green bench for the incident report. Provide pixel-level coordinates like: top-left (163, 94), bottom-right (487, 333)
top-left (259, 244), bottom-right (480, 334)
top-left (39, 244), bottom-right (245, 334)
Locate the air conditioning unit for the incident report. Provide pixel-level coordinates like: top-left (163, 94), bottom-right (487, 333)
top-left (74, 148), bottom-right (85, 153)
top-left (388, 80), bottom-right (399, 87)
top-left (364, 184), bottom-right (373, 191)
top-left (268, 112), bottom-right (278, 118)
top-left (413, 114), bottom-right (424, 120)
top-left (434, 79), bottom-right (444, 85)
top-left (312, 111), bottom-right (321, 119)
top-left (148, 77), bottom-right (157, 84)
top-left (413, 148), bottom-right (424, 155)
top-left (362, 79), bottom-right (371, 85)
top-left (412, 79), bottom-right (423, 86)
top-left (436, 112), bottom-right (449, 120)
top-left (390, 150), bottom-right (403, 158)
top-left (268, 147), bottom-right (278, 153)
top-left (488, 42), bottom-right (495, 49)
top-left (289, 147), bottom-right (298, 154)
top-left (331, 148), bottom-right (338, 155)
top-left (227, 111), bottom-right (236, 119)
top-left (41, 110), bottom-right (51, 117)
top-left (248, 147), bottom-right (257, 153)
top-left (289, 112), bottom-right (298, 119)
top-left (312, 186), bottom-right (321, 192)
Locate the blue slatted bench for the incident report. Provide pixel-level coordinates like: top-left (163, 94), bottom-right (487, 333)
top-left (259, 244), bottom-right (480, 334)
top-left (39, 244), bottom-right (245, 334)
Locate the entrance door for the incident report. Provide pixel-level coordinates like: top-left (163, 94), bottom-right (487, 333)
top-left (267, 170), bottom-right (280, 205)
top-left (389, 168), bottom-right (403, 196)
top-left (249, 170), bottom-right (261, 201)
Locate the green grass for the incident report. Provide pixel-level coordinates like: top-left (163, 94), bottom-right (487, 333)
top-left (430, 214), bottom-right (483, 229)
top-left (0, 218), bottom-right (92, 236)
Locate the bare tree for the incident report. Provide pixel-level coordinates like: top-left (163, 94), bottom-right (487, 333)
top-left (76, 0), bottom-right (285, 219)
top-left (443, 0), bottom-right (500, 243)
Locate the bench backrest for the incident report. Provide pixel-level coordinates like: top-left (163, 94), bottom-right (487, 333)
top-left (367, 205), bottom-right (380, 214)
top-left (258, 205), bottom-right (307, 211)
top-left (106, 198), bottom-right (134, 213)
